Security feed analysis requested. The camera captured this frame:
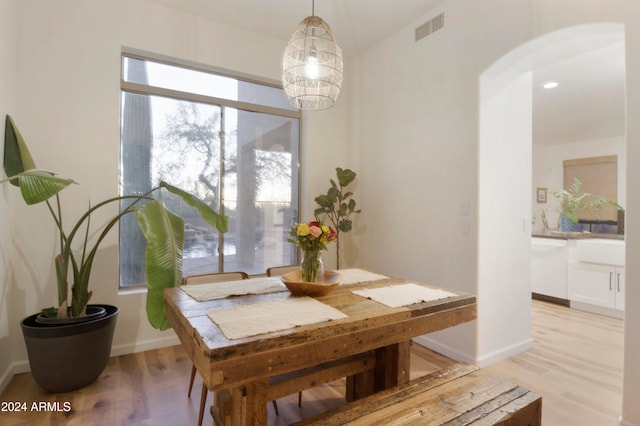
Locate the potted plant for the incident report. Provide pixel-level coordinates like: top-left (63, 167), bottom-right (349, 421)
top-left (549, 178), bottom-right (622, 231)
top-left (313, 167), bottom-right (361, 269)
top-left (3, 115), bottom-right (228, 392)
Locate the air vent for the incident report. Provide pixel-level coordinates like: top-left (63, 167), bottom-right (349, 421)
top-left (415, 12), bottom-right (445, 42)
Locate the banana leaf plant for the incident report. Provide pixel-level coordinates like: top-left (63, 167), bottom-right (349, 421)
top-left (3, 115), bottom-right (228, 330)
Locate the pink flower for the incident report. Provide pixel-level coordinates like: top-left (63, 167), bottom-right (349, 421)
top-left (309, 225), bottom-right (322, 237)
top-left (288, 220), bottom-right (336, 252)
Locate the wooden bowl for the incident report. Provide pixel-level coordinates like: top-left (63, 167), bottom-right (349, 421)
top-left (280, 270), bottom-right (341, 297)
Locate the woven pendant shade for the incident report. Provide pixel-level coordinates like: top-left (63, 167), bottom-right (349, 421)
top-left (282, 15), bottom-right (343, 110)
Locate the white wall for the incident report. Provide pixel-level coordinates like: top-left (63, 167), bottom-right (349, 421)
top-left (623, 1), bottom-right (640, 424)
top-left (532, 137), bottom-right (626, 232)
top-left (300, 88), bottom-right (353, 270)
top-left (348, 1), bottom-right (484, 360)
top-left (477, 72), bottom-right (534, 366)
top-left (349, 0), bottom-right (638, 423)
top-left (0, 0), bottom-right (18, 391)
top-left (351, 0), bottom-right (613, 365)
top-left (6, 0), bottom-right (350, 373)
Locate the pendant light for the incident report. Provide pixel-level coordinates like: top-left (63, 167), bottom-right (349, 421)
top-left (282, 0), bottom-right (343, 110)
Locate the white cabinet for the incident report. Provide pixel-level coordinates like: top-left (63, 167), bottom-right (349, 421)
top-left (567, 238), bottom-right (625, 317)
top-left (575, 239), bottom-right (625, 265)
top-left (531, 238), bottom-right (567, 299)
top-left (567, 262), bottom-right (624, 310)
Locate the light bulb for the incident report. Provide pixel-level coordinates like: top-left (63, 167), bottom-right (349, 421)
top-left (304, 55), bottom-right (319, 79)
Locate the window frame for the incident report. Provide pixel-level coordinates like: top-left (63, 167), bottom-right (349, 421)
top-left (119, 49), bottom-right (302, 286)
top-left (121, 50), bottom-right (301, 120)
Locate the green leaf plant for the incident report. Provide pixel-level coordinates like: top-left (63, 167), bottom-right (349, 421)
top-left (314, 167), bottom-right (361, 269)
top-left (2, 115), bottom-right (228, 330)
top-left (546, 178), bottom-right (623, 229)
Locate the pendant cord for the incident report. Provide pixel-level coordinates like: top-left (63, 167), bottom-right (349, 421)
top-left (312, 0), bottom-right (315, 16)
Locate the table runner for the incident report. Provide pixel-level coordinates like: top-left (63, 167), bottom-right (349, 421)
top-left (352, 283), bottom-right (456, 308)
top-left (207, 297), bottom-right (348, 340)
top-left (182, 269), bottom-right (389, 302)
top-left (181, 277), bottom-right (285, 301)
top-left (338, 268), bottom-right (389, 285)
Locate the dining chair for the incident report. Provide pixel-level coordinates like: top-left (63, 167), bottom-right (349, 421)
top-left (182, 271), bottom-right (249, 426)
top-left (265, 265), bottom-right (304, 411)
top-left (266, 264), bottom-right (299, 278)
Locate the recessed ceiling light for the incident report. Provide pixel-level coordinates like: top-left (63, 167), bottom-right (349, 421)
top-left (543, 81), bottom-right (558, 89)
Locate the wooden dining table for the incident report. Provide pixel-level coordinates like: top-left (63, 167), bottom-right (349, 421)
top-left (164, 270), bottom-right (477, 426)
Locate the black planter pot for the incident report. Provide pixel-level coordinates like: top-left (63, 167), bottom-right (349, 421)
top-left (20, 304), bottom-right (119, 393)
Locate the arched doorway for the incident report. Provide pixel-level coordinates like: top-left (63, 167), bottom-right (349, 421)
top-left (477, 23), bottom-right (626, 366)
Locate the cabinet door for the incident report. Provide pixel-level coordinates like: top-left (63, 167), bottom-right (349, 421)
top-left (615, 267), bottom-right (625, 311)
top-left (567, 262), bottom-right (616, 309)
top-left (531, 238), bottom-right (568, 299)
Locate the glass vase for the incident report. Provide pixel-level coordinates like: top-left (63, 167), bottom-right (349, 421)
top-left (300, 250), bottom-right (324, 283)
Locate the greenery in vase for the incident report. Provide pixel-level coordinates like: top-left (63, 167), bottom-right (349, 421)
top-left (314, 167), bottom-right (361, 269)
top-left (550, 178), bottom-right (622, 228)
top-left (288, 221), bottom-right (336, 282)
top-left (534, 178), bottom-right (624, 230)
top-left (2, 115), bottom-right (228, 329)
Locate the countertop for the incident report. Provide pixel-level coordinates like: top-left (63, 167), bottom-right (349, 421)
top-left (532, 230), bottom-right (624, 240)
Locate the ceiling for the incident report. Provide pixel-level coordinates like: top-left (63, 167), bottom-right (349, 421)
top-left (532, 39), bottom-right (625, 145)
top-left (147, 0), bottom-right (626, 145)
top-left (146, 0), bottom-right (445, 58)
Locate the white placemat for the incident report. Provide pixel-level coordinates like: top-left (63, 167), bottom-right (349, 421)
top-left (338, 268), bottom-right (389, 285)
top-left (208, 297), bottom-right (348, 340)
top-left (352, 283), bottom-right (456, 308)
top-left (181, 277), bottom-right (285, 301)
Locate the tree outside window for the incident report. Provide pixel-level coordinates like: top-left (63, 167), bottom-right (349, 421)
top-left (120, 54), bottom-right (300, 286)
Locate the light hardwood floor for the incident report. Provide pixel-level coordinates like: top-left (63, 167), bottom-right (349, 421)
top-left (485, 300), bottom-right (623, 426)
top-left (0, 300), bottom-right (623, 425)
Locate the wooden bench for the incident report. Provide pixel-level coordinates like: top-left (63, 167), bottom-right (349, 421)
top-left (293, 363), bottom-right (542, 425)
top-left (212, 351), bottom-right (376, 425)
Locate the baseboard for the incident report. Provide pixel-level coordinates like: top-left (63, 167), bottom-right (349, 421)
top-left (0, 359), bottom-right (30, 395)
top-left (413, 336), bottom-right (476, 365)
top-left (532, 292), bottom-right (570, 307)
top-left (570, 301), bottom-right (624, 319)
top-left (0, 363), bottom-right (14, 394)
top-left (475, 338), bottom-right (534, 367)
top-left (11, 359), bottom-right (30, 375)
top-left (110, 334), bottom-right (180, 357)
top-left (415, 336), bottom-right (534, 368)
top-left (619, 416), bottom-right (640, 426)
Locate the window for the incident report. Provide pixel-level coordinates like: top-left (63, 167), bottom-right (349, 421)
top-left (563, 155), bottom-right (621, 234)
top-left (119, 52), bottom-right (301, 287)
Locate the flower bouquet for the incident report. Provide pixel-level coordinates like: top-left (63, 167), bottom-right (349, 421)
top-left (288, 220), bottom-right (336, 282)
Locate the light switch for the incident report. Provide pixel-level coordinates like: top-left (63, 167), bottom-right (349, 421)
top-left (460, 201), bottom-right (470, 216)
top-left (460, 218), bottom-right (470, 234)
